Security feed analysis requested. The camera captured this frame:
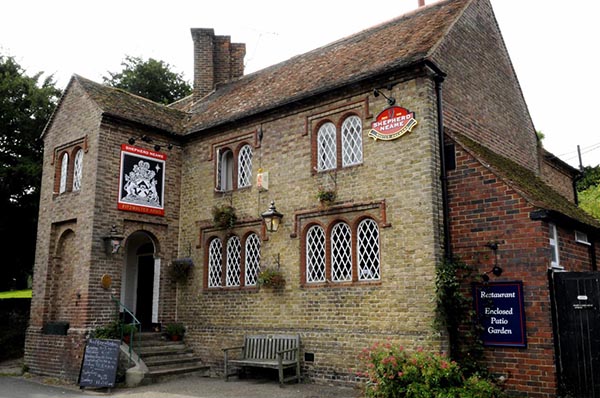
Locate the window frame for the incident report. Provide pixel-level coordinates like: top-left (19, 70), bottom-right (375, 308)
top-left (215, 142), bottom-right (253, 192)
top-left (302, 216), bottom-right (380, 286)
top-left (549, 223), bottom-right (562, 269)
top-left (205, 231), bottom-right (262, 289)
top-left (314, 113), bottom-right (363, 173)
top-left (72, 147), bottom-right (84, 191)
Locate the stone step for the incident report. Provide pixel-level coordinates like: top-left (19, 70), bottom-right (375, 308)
top-left (144, 364), bottom-right (210, 384)
top-left (143, 352), bottom-right (198, 366)
top-left (145, 356), bottom-right (205, 371)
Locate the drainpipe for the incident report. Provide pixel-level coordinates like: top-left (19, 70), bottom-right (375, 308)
top-left (424, 60), bottom-right (451, 260)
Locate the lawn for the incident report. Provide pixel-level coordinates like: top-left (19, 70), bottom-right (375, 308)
top-left (0, 290), bottom-right (32, 299)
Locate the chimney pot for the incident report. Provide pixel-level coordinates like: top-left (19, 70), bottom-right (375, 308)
top-left (418, 0), bottom-right (425, 6)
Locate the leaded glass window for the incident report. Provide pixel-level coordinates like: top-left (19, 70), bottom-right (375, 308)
top-left (238, 145), bottom-right (253, 188)
top-left (208, 238), bottom-right (223, 287)
top-left (59, 153), bottom-right (69, 194)
top-left (317, 122), bottom-right (336, 171)
top-left (331, 222), bottom-right (352, 282)
top-left (72, 149), bottom-right (83, 191)
top-left (341, 115), bottom-right (363, 167)
top-left (226, 236), bottom-right (241, 286)
top-left (358, 219), bottom-right (380, 280)
top-left (245, 233), bottom-right (261, 286)
top-left (306, 225), bottom-right (326, 283)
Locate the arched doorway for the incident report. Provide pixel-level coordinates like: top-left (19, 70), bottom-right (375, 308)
top-left (121, 231), bottom-right (160, 331)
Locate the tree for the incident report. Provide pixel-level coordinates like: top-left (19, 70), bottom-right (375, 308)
top-left (0, 54), bottom-right (62, 290)
top-left (103, 56), bottom-right (192, 104)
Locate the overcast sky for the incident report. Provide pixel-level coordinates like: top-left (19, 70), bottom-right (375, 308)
top-left (2, 0), bottom-right (599, 167)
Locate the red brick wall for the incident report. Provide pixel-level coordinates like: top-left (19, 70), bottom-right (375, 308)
top-left (448, 140), bottom-right (597, 397)
top-left (433, 0), bottom-right (539, 173)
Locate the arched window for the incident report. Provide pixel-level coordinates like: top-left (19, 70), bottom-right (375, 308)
top-left (357, 219), bottom-right (380, 280)
top-left (72, 149), bottom-right (83, 191)
top-left (238, 144), bottom-right (253, 188)
top-left (59, 153), bottom-right (69, 194)
top-left (226, 236), bottom-right (241, 287)
top-left (341, 115), bottom-right (363, 167)
top-left (208, 238), bottom-right (223, 288)
top-left (317, 122), bottom-right (337, 171)
top-left (217, 149), bottom-right (234, 191)
top-left (244, 233), bottom-right (261, 286)
top-left (306, 225), bottom-right (326, 283)
top-left (331, 222), bottom-right (352, 281)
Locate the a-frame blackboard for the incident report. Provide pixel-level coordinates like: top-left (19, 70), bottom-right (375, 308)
top-left (78, 338), bottom-right (120, 389)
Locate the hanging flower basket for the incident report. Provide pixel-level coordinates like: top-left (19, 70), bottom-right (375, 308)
top-left (257, 267), bottom-right (286, 289)
top-left (316, 189), bottom-right (336, 205)
top-left (212, 205), bottom-right (237, 229)
top-left (170, 258), bottom-right (194, 282)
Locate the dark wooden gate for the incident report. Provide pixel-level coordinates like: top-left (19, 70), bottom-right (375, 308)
top-left (551, 271), bottom-right (600, 397)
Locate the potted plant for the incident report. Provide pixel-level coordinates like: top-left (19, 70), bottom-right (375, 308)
top-left (170, 257), bottom-right (194, 282)
top-left (165, 322), bottom-right (186, 341)
top-left (212, 204), bottom-right (237, 229)
top-left (257, 267), bottom-right (286, 289)
top-left (120, 322), bottom-right (137, 344)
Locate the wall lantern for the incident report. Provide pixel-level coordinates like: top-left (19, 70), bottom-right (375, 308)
top-left (373, 88), bottom-right (396, 106)
top-left (481, 242), bottom-right (503, 282)
top-left (261, 201), bottom-right (284, 233)
top-left (102, 225), bottom-right (124, 255)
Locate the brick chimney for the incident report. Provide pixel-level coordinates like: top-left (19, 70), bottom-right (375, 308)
top-left (191, 28), bottom-right (246, 99)
top-left (418, 0), bottom-right (425, 6)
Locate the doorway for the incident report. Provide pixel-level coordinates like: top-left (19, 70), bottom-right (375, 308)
top-left (551, 271), bottom-right (600, 397)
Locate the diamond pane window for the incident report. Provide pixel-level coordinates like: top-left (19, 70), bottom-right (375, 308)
top-left (245, 233), bottom-right (261, 286)
top-left (72, 149), bottom-right (83, 191)
top-left (357, 219), bottom-right (380, 280)
top-left (238, 145), bottom-right (253, 188)
top-left (317, 122), bottom-right (337, 171)
top-left (226, 236), bottom-right (241, 286)
top-left (341, 116), bottom-right (363, 167)
top-left (306, 225), bottom-right (326, 283)
top-left (331, 222), bottom-right (352, 282)
top-left (59, 153), bottom-right (69, 194)
top-left (208, 238), bottom-right (223, 287)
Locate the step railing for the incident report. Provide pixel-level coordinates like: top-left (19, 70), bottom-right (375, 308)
top-left (111, 295), bottom-right (141, 361)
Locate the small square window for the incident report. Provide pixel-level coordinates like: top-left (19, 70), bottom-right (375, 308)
top-left (575, 230), bottom-right (591, 246)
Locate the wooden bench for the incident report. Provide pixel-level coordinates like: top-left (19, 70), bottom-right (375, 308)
top-left (223, 334), bottom-right (301, 385)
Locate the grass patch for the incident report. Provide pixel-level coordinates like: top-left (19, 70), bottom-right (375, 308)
top-left (0, 290), bottom-right (32, 299)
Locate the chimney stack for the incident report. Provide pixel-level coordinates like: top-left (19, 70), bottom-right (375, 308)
top-left (191, 28), bottom-right (246, 99)
top-left (418, 0), bottom-right (425, 6)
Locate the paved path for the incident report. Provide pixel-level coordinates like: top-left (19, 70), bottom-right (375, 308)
top-left (0, 358), bottom-right (361, 398)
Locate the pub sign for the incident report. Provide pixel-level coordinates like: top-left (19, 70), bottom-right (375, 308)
top-left (118, 144), bottom-right (166, 216)
top-left (368, 105), bottom-right (417, 141)
top-left (473, 281), bottom-right (527, 347)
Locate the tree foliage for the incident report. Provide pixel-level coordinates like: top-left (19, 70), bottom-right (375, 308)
top-left (577, 165), bottom-right (600, 192)
top-left (103, 56), bottom-right (192, 104)
top-left (0, 54), bottom-right (61, 290)
top-left (577, 165), bottom-right (600, 220)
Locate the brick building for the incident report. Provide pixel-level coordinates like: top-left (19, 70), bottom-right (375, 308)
top-left (25, 0), bottom-right (600, 396)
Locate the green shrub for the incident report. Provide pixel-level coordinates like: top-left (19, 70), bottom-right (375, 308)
top-left (357, 342), bottom-right (504, 398)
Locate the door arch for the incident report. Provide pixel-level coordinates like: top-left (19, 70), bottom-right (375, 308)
top-left (121, 231), bottom-right (161, 331)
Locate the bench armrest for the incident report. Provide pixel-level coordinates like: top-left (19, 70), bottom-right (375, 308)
top-left (222, 345), bottom-right (244, 353)
top-left (277, 347), bottom-right (299, 355)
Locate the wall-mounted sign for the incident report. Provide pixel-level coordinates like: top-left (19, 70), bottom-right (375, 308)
top-left (368, 106), bottom-right (417, 141)
top-left (473, 281), bottom-right (527, 347)
top-left (118, 144), bottom-right (166, 216)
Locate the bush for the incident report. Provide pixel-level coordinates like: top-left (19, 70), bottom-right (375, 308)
top-left (357, 342), bottom-right (504, 398)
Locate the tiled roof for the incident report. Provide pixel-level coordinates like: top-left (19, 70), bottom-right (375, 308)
top-left (454, 133), bottom-right (600, 229)
top-left (74, 75), bottom-right (188, 134)
top-left (183, 0), bottom-right (471, 133)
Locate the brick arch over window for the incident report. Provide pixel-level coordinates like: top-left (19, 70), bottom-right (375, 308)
top-left (48, 229), bottom-right (77, 323)
top-left (53, 136), bottom-right (88, 195)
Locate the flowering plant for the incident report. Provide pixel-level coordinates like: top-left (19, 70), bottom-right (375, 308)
top-left (357, 342), bottom-right (504, 397)
top-left (257, 267), bottom-right (285, 288)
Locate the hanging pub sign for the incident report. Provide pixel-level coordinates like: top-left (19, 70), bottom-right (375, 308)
top-left (473, 281), bottom-right (527, 348)
top-left (118, 144), bottom-right (166, 216)
top-left (368, 105), bottom-right (417, 141)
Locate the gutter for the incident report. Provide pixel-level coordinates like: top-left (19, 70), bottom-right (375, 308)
top-left (423, 60), bottom-right (451, 260)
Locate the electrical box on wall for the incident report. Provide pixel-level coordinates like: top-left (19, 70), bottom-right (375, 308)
top-left (257, 170), bottom-right (269, 191)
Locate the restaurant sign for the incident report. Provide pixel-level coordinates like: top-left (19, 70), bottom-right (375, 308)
top-left (118, 144), bottom-right (166, 216)
top-left (368, 105), bottom-right (417, 141)
top-left (473, 281), bottom-right (527, 347)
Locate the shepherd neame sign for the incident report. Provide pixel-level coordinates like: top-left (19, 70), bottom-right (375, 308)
top-left (473, 282), bottom-right (527, 348)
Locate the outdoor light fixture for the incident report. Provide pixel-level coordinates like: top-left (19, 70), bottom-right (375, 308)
top-left (127, 136), bottom-right (175, 151)
top-left (373, 88), bottom-right (396, 106)
top-left (102, 225), bottom-right (125, 255)
top-left (481, 241), bottom-right (503, 282)
top-left (261, 201), bottom-right (284, 233)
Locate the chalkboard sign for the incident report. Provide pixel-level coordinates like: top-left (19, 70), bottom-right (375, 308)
top-left (78, 338), bottom-right (120, 388)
